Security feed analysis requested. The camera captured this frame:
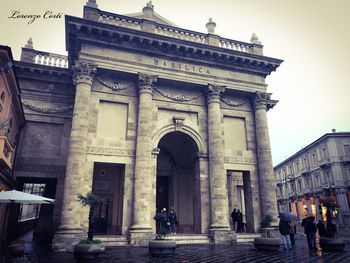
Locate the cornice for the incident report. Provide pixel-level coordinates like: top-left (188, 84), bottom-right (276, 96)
top-left (15, 61), bottom-right (71, 83)
top-left (66, 16), bottom-right (283, 77)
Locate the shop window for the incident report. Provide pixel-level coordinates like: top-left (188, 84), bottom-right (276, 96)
top-left (344, 144), bottom-right (350, 156)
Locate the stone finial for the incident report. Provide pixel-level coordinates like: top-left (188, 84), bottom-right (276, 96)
top-left (86, 0), bottom-right (98, 8)
top-left (142, 1), bottom-right (154, 19)
top-left (25, 37), bottom-right (34, 49)
top-left (250, 33), bottom-right (262, 45)
top-left (206, 18), bottom-right (216, 34)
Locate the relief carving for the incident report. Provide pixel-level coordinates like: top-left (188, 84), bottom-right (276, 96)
top-left (87, 146), bottom-right (135, 157)
top-left (96, 77), bottom-right (134, 91)
top-left (154, 87), bottom-right (201, 102)
top-left (224, 156), bottom-right (257, 165)
top-left (22, 100), bottom-right (73, 113)
top-left (138, 73), bottom-right (157, 93)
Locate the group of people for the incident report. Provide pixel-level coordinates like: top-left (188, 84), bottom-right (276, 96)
top-left (153, 208), bottom-right (178, 235)
top-left (279, 212), bottom-right (337, 251)
top-left (230, 208), bottom-right (245, 233)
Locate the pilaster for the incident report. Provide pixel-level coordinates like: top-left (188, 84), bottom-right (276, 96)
top-left (52, 60), bottom-right (96, 252)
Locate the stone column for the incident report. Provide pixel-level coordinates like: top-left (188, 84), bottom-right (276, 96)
top-left (52, 61), bottom-right (96, 252)
top-left (336, 189), bottom-right (350, 227)
top-left (253, 92), bottom-right (279, 226)
top-left (129, 73), bottom-right (157, 246)
top-left (314, 197), bottom-right (321, 221)
top-left (207, 84), bottom-right (233, 243)
top-left (306, 198), bottom-right (312, 217)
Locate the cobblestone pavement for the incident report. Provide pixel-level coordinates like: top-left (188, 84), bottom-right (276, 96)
top-left (6, 235), bottom-right (350, 263)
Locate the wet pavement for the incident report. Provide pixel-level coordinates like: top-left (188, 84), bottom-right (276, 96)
top-left (2, 235), bottom-right (349, 263)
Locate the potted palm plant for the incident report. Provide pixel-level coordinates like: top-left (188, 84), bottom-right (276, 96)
top-left (74, 192), bottom-right (106, 259)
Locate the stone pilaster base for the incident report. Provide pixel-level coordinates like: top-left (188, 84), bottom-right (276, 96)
top-left (261, 227), bottom-right (280, 238)
top-left (52, 228), bottom-right (84, 252)
top-left (209, 229), bottom-right (236, 244)
top-left (129, 229), bottom-right (154, 246)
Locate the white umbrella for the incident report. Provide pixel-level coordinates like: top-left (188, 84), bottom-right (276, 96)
top-left (0, 190), bottom-right (55, 204)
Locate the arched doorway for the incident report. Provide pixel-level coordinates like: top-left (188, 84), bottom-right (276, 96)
top-left (156, 131), bottom-right (199, 233)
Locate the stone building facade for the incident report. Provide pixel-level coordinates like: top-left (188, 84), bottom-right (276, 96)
top-left (274, 131), bottom-right (350, 237)
top-left (0, 45), bottom-right (25, 244)
top-left (13, 1), bottom-right (282, 251)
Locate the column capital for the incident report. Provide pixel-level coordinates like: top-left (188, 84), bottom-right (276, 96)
top-left (138, 73), bottom-right (157, 94)
top-left (72, 60), bottom-right (97, 86)
top-left (252, 91), bottom-right (278, 111)
top-left (207, 83), bottom-right (225, 103)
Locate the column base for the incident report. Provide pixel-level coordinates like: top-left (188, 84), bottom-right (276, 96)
top-left (52, 227), bottom-right (84, 252)
top-left (208, 226), bottom-right (236, 244)
top-left (129, 226), bottom-right (153, 246)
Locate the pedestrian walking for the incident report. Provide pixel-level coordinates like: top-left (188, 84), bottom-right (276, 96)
top-left (302, 216), bottom-right (317, 251)
top-left (236, 209), bottom-right (243, 233)
top-left (278, 213), bottom-right (293, 251)
top-left (159, 208), bottom-right (169, 235)
top-left (231, 208), bottom-right (238, 232)
top-left (168, 208), bottom-right (178, 235)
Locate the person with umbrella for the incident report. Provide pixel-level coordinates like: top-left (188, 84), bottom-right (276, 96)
top-left (278, 212), bottom-right (293, 250)
top-left (301, 216), bottom-right (317, 251)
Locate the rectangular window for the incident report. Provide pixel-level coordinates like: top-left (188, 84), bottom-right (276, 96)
top-left (344, 145), bottom-right (350, 156)
top-left (296, 162), bottom-right (299, 172)
top-left (312, 153), bottom-right (317, 165)
top-left (18, 183), bottom-right (46, 221)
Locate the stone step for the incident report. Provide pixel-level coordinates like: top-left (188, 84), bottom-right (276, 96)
top-left (95, 235), bottom-right (129, 247)
top-left (164, 234), bottom-right (212, 245)
top-left (236, 233), bottom-right (262, 243)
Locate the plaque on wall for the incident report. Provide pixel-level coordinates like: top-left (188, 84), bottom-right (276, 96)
top-left (94, 180), bottom-right (110, 190)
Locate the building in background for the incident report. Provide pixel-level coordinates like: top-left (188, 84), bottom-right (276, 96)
top-left (274, 130), bottom-right (350, 237)
top-left (11, 0), bottom-right (282, 251)
top-left (0, 45), bottom-right (25, 245)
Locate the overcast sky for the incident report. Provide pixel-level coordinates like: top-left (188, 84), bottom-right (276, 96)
top-left (1, 0), bottom-right (349, 166)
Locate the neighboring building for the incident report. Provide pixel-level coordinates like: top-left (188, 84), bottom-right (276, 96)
top-left (0, 45), bottom-right (25, 245)
top-left (12, 1), bottom-right (282, 251)
top-left (274, 130), bottom-right (350, 236)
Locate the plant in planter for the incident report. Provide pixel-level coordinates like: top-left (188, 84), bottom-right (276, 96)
top-left (74, 192), bottom-right (106, 259)
top-left (253, 215), bottom-right (281, 251)
top-left (318, 197), bottom-right (345, 252)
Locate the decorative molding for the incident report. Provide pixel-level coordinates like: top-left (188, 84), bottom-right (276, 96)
top-left (138, 73), bottom-right (157, 93)
top-left (72, 60), bottom-right (97, 85)
top-left (15, 163), bottom-right (66, 173)
top-left (252, 91), bottom-right (278, 111)
top-left (224, 156), bottom-right (257, 165)
top-left (154, 87), bottom-right (201, 102)
top-left (22, 100), bottom-right (73, 113)
top-left (96, 77), bottom-right (134, 91)
top-left (87, 146), bottom-right (135, 157)
top-left (173, 116), bottom-right (185, 131)
top-left (221, 97), bottom-right (247, 107)
top-left (207, 83), bottom-right (225, 103)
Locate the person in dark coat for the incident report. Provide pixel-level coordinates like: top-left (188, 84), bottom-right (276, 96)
top-left (168, 208), bottom-right (178, 235)
top-left (302, 216), bottom-right (317, 251)
top-left (317, 219), bottom-right (328, 237)
top-left (279, 217), bottom-right (292, 250)
top-left (231, 208), bottom-right (238, 232)
top-left (159, 208), bottom-right (169, 235)
top-left (236, 209), bottom-right (243, 233)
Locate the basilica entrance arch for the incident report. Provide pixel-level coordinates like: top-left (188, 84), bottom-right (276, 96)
top-left (156, 131), bottom-right (200, 233)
